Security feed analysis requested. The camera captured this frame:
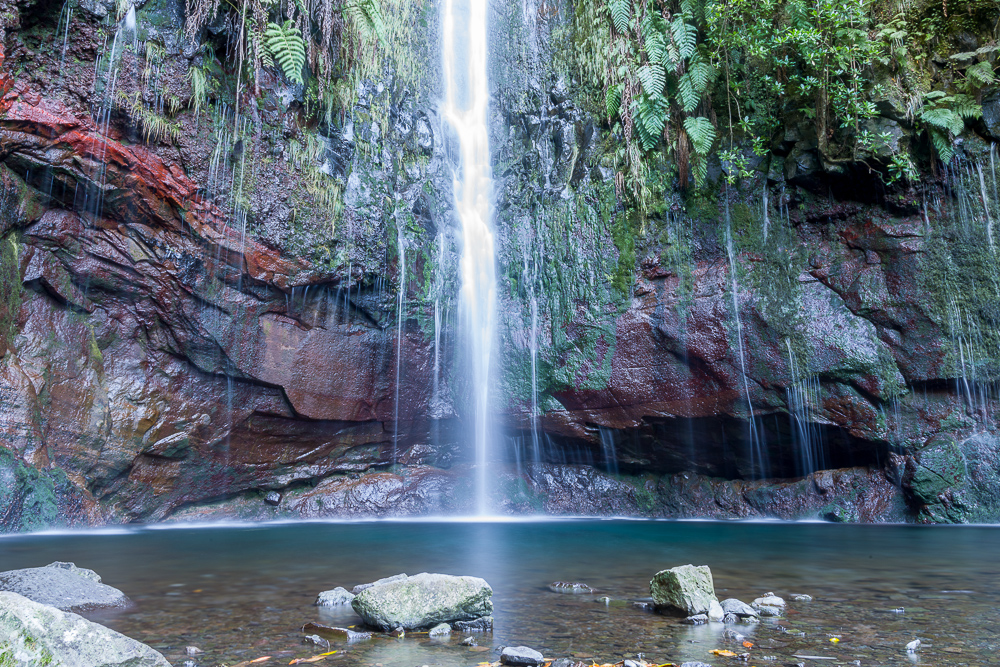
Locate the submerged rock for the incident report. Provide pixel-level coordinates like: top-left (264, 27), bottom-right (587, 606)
top-left (301, 622), bottom-right (372, 643)
top-left (721, 598), bottom-right (758, 617)
top-left (650, 565), bottom-right (718, 616)
top-left (350, 572), bottom-right (492, 630)
top-left (753, 593), bottom-right (786, 607)
top-left (754, 604), bottom-right (783, 617)
top-left (0, 563), bottom-right (129, 611)
top-left (453, 615), bottom-right (493, 631)
top-left (548, 582), bottom-right (593, 594)
top-left (315, 587), bottom-right (355, 606)
top-left (500, 646), bottom-right (544, 666)
top-left (428, 622), bottom-right (451, 636)
top-left (0, 591), bottom-right (169, 666)
top-left (790, 594), bottom-right (813, 601)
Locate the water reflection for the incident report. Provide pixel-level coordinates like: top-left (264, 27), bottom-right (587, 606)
top-left (0, 520), bottom-right (997, 665)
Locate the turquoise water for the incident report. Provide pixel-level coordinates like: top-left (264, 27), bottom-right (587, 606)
top-left (1, 519), bottom-right (998, 665)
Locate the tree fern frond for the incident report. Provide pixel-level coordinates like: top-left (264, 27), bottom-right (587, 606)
top-left (919, 106), bottom-right (964, 135)
top-left (638, 64), bottom-right (666, 98)
top-left (642, 14), bottom-right (667, 65)
top-left (678, 72), bottom-right (699, 112)
top-left (670, 16), bottom-right (696, 60)
top-left (965, 61), bottom-right (996, 88)
top-left (633, 94), bottom-right (668, 152)
top-left (683, 116), bottom-right (716, 155)
top-left (605, 85), bottom-right (622, 120)
top-left (928, 126), bottom-right (956, 164)
top-left (609, 0), bottom-right (631, 34)
top-left (265, 20), bottom-right (307, 86)
top-left (345, 0), bottom-right (386, 46)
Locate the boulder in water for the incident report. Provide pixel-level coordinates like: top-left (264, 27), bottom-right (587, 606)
top-left (350, 572), bottom-right (492, 631)
top-left (649, 564), bottom-right (718, 616)
top-left (720, 598), bottom-right (758, 617)
top-left (315, 587), bottom-right (354, 606)
top-left (500, 646), bottom-right (544, 666)
top-left (0, 562), bottom-right (129, 611)
top-left (753, 593), bottom-right (786, 607)
top-left (0, 591), bottom-right (169, 666)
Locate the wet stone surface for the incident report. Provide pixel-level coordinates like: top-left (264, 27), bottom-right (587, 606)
top-left (0, 521), bottom-right (998, 666)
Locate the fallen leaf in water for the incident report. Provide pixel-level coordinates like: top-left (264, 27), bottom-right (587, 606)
top-left (828, 637), bottom-right (840, 643)
top-left (711, 650), bottom-right (737, 657)
top-left (288, 652), bottom-right (336, 665)
top-left (742, 641), bottom-right (754, 648)
top-left (229, 658), bottom-right (272, 667)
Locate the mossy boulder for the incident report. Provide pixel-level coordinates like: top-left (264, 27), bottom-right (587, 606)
top-left (0, 563), bottom-right (129, 611)
top-left (0, 591), bottom-right (170, 666)
top-left (350, 573), bottom-right (492, 631)
top-left (649, 564), bottom-right (718, 616)
top-left (911, 437), bottom-right (967, 505)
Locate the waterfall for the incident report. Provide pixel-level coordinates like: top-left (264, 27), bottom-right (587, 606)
top-left (443, 0), bottom-right (497, 514)
top-left (724, 196), bottom-right (764, 478)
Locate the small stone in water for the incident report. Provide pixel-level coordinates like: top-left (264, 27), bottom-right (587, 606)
top-left (755, 604), bottom-right (782, 617)
top-left (500, 646), bottom-right (545, 666)
top-left (682, 614), bottom-right (708, 625)
top-left (461, 637), bottom-right (477, 646)
top-left (708, 599), bottom-right (725, 622)
top-left (303, 634), bottom-right (330, 649)
top-left (549, 582), bottom-right (593, 594)
top-left (185, 646), bottom-right (203, 655)
top-left (891, 607), bottom-right (905, 613)
top-left (723, 629), bottom-right (744, 641)
top-left (721, 598), bottom-right (758, 617)
top-left (790, 594), bottom-right (813, 601)
top-left (428, 623), bottom-right (451, 637)
top-left (906, 639), bottom-right (921, 652)
top-left (453, 616), bottom-right (493, 632)
top-left (632, 601), bottom-right (654, 611)
top-left (680, 662), bottom-right (713, 667)
top-left (723, 613), bottom-right (738, 624)
top-left (315, 586), bottom-right (355, 606)
top-left (390, 627), bottom-right (405, 638)
top-left (753, 593), bottom-right (785, 607)
top-left (596, 596), bottom-right (611, 605)
top-left (624, 660), bottom-right (640, 667)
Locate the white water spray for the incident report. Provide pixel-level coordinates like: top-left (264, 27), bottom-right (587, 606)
top-left (443, 0), bottom-right (496, 514)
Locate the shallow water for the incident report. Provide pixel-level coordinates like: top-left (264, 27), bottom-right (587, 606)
top-left (1, 519), bottom-right (998, 666)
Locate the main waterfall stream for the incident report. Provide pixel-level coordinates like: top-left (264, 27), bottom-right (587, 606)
top-left (443, 0), bottom-right (497, 515)
top-left (3, 521), bottom-right (998, 666)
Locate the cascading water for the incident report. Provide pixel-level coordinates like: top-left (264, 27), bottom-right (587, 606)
top-left (443, 0), bottom-right (497, 514)
top-left (723, 194), bottom-right (765, 478)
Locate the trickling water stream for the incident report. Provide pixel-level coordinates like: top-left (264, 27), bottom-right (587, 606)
top-left (443, 0), bottom-right (497, 514)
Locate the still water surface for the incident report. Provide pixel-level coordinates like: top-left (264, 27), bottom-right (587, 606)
top-left (1, 519), bottom-right (997, 666)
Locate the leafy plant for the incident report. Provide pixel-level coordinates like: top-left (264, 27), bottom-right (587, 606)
top-left (264, 20), bottom-right (306, 86)
top-left (917, 92), bottom-right (980, 164)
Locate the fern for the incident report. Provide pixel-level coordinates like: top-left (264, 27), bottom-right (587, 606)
top-left (928, 126), bottom-right (956, 164)
top-left (964, 61), bottom-right (996, 88)
top-left (683, 115), bottom-right (716, 155)
top-left (345, 0), bottom-right (386, 46)
top-left (670, 16), bottom-right (696, 60)
top-left (919, 106), bottom-right (964, 135)
top-left (605, 85), bottom-right (621, 120)
top-left (638, 64), bottom-right (666, 98)
top-left (265, 20), bottom-right (307, 86)
top-left (609, 0), bottom-right (631, 35)
top-left (678, 71), bottom-right (698, 112)
top-left (634, 94), bottom-right (668, 152)
top-left (642, 14), bottom-right (667, 65)
top-left (687, 52), bottom-right (713, 95)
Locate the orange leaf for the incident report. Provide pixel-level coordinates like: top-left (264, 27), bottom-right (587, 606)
top-left (710, 649), bottom-right (737, 657)
top-left (743, 641), bottom-right (754, 648)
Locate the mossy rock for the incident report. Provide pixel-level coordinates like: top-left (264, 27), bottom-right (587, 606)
top-left (911, 436), bottom-right (967, 505)
top-left (350, 573), bottom-right (493, 631)
top-left (649, 564), bottom-right (718, 616)
top-left (0, 591), bottom-right (169, 666)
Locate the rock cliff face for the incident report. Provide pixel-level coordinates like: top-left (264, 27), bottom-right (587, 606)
top-left (0, 0), bottom-right (998, 530)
